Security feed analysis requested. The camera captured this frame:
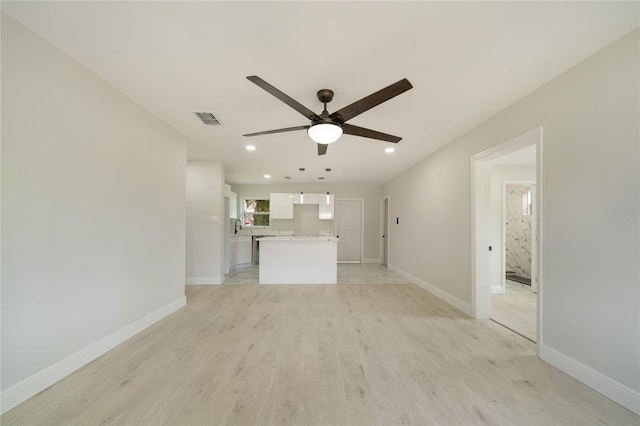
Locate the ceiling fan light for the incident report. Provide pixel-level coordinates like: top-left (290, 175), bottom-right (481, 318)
top-left (308, 123), bottom-right (342, 144)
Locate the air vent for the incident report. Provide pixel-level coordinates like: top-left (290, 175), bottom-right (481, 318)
top-left (194, 112), bottom-right (222, 125)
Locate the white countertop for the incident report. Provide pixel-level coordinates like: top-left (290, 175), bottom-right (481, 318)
top-left (236, 230), bottom-right (294, 236)
top-left (257, 236), bottom-right (338, 242)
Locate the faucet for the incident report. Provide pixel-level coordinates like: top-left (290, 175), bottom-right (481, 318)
top-left (234, 219), bottom-right (242, 234)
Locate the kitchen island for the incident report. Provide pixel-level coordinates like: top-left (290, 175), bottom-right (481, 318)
top-left (258, 236), bottom-right (338, 284)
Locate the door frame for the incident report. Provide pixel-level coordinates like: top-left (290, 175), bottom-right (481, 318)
top-left (380, 195), bottom-right (390, 266)
top-left (335, 198), bottom-right (365, 263)
top-left (223, 196), bottom-right (230, 275)
top-left (470, 127), bottom-right (543, 352)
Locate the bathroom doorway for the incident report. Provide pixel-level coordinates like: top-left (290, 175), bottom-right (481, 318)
top-left (492, 180), bottom-right (537, 341)
top-left (471, 127), bottom-right (542, 346)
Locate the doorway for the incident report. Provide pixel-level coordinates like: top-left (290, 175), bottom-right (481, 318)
top-left (492, 180), bottom-right (537, 341)
top-left (471, 127), bottom-right (542, 347)
top-left (335, 199), bottom-right (364, 263)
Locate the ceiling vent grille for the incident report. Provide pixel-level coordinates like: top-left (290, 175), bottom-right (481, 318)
top-left (195, 112), bottom-right (222, 125)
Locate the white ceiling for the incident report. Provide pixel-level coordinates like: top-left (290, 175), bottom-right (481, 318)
top-left (2, 1), bottom-right (638, 184)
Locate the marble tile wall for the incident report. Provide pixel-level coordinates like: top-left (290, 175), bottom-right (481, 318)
top-left (505, 184), bottom-right (532, 278)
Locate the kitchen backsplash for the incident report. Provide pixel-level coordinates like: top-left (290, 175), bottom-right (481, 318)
top-left (232, 204), bottom-right (334, 236)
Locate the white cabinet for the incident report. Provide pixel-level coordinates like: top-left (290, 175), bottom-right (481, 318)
top-left (290, 192), bottom-right (334, 219)
top-left (229, 236), bottom-right (238, 270)
top-left (270, 193), bottom-right (294, 220)
top-left (237, 236), bottom-right (252, 265)
top-left (319, 193), bottom-right (335, 220)
top-left (225, 184), bottom-right (238, 219)
top-left (230, 235), bottom-right (251, 269)
top-left (229, 192), bottom-right (237, 219)
top-left (282, 194), bottom-right (294, 219)
top-left (293, 193), bottom-right (319, 204)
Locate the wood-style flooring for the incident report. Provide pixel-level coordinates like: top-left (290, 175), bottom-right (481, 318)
top-left (2, 281), bottom-right (637, 425)
top-left (224, 263), bottom-right (413, 285)
top-left (492, 280), bottom-right (537, 342)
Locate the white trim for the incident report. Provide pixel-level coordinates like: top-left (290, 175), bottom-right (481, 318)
top-left (379, 195), bottom-right (390, 267)
top-left (470, 158), bottom-right (492, 319)
top-left (185, 277), bottom-right (222, 285)
top-left (535, 130), bottom-right (544, 352)
top-left (540, 344), bottom-right (640, 416)
top-left (388, 264), bottom-right (472, 316)
top-left (363, 258), bottom-right (381, 264)
top-left (492, 285), bottom-right (504, 294)
top-left (0, 296), bottom-right (186, 414)
top-left (530, 183), bottom-right (538, 294)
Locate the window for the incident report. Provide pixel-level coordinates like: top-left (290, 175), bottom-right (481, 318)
top-left (522, 190), bottom-right (532, 216)
top-left (242, 198), bottom-right (270, 227)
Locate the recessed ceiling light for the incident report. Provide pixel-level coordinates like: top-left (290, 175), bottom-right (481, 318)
top-left (318, 177), bottom-right (325, 180)
top-left (264, 174), bottom-right (271, 179)
top-left (284, 176), bottom-right (291, 180)
top-left (299, 168), bottom-right (305, 171)
top-left (325, 168), bottom-right (332, 172)
top-left (385, 147), bottom-right (395, 153)
top-left (245, 145), bottom-right (256, 151)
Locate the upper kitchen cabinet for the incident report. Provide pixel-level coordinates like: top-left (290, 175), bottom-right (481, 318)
top-left (229, 193), bottom-right (238, 219)
top-left (225, 184), bottom-right (238, 219)
top-left (290, 192), bottom-right (334, 219)
top-left (319, 193), bottom-right (335, 220)
top-left (270, 193), bottom-right (294, 220)
top-left (293, 193), bottom-right (319, 205)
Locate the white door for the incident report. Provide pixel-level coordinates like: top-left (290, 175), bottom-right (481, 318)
top-left (335, 199), bottom-right (362, 262)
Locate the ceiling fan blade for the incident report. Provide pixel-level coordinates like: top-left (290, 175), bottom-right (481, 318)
top-left (341, 123), bottom-right (402, 143)
top-left (247, 76), bottom-right (321, 121)
top-left (243, 125), bottom-right (309, 137)
top-left (329, 78), bottom-right (413, 123)
top-left (317, 143), bottom-right (328, 156)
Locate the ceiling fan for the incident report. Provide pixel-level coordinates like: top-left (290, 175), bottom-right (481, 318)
top-left (243, 76), bottom-right (413, 156)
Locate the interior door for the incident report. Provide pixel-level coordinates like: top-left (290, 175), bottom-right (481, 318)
top-left (335, 199), bottom-right (363, 262)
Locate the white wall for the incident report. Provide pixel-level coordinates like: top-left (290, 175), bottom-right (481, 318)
top-left (382, 29), bottom-right (639, 406)
top-left (231, 183), bottom-right (382, 262)
top-left (186, 161), bottom-right (225, 284)
top-left (1, 15), bottom-right (187, 411)
top-left (290, 204), bottom-right (334, 237)
top-left (489, 165), bottom-right (536, 291)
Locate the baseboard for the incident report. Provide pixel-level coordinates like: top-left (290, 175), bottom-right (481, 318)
top-left (363, 258), bottom-right (381, 264)
top-left (0, 296), bottom-right (186, 414)
top-left (185, 277), bottom-right (222, 285)
top-left (540, 344), bottom-right (640, 415)
top-left (388, 264), bottom-right (472, 316)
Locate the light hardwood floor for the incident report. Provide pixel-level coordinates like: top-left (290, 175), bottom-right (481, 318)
top-left (492, 281), bottom-right (537, 342)
top-left (3, 283), bottom-right (637, 425)
top-left (224, 263), bottom-right (413, 285)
